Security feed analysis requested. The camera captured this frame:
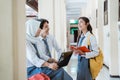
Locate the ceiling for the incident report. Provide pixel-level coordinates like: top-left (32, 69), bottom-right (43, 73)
top-left (26, 0), bottom-right (88, 19)
top-left (66, 0), bottom-right (88, 20)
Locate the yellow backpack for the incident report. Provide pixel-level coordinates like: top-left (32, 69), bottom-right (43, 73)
top-left (87, 34), bottom-right (104, 79)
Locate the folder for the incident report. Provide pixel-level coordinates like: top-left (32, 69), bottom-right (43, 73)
top-left (57, 51), bottom-right (73, 68)
top-left (70, 46), bottom-right (90, 52)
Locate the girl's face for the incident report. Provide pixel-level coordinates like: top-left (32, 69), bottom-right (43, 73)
top-left (78, 19), bottom-right (88, 31)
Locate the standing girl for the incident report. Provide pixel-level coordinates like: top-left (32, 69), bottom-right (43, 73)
top-left (73, 17), bottom-right (99, 80)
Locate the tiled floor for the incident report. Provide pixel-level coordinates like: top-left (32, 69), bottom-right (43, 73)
top-left (64, 55), bottom-right (120, 80)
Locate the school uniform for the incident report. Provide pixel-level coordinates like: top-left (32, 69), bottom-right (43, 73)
top-left (77, 31), bottom-right (99, 80)
top-left (26, 40), bottom-right (73, 80)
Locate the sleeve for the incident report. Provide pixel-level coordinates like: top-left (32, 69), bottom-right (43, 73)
top-left (52, 36), bottom-right (62, 58)
top-left (85, 35), bottom-right (99, 59)
top-left (26, 41), bottom-right (45, 67)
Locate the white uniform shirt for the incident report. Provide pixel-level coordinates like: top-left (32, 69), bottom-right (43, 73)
top-left (26, 34), bottom-right (62, 68)
top-left (36, 34), bottom-right (62, 59)
top-left (26, 40), bottom-right (46, 68)
top-left (79, 31), bottom-right (99, 59)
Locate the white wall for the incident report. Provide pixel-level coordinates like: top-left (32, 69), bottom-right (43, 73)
top-left (0, 0), bottom-right (26, 80)
top-left (0, 0), bottom-right (13, 79)
top-left (108, 0), bottom-right (119, 75)
top-left (118, 22), bottom-right (120, 75)
top-left (103, 25), bottom-right (110, 66)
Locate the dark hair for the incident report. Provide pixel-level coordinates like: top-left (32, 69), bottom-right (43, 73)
top-left (36, 19), bottom-right (49, 29)
top-left (77, 17), bottom-right (93, 43)
top-left (78, 17), bottom-right (93, 34)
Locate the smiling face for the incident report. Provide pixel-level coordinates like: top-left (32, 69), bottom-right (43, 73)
top-left (78, 19), bottom-right (88, 31)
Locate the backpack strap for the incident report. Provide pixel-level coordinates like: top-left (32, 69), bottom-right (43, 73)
top-left (87, 34), bottom-right (93, 49)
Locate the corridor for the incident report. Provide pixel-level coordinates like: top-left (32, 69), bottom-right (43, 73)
top-left (0, 0), bottom-right (120, 80)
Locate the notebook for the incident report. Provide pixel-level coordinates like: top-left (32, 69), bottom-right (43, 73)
top-left (70, 46), bottom-right (90, 52)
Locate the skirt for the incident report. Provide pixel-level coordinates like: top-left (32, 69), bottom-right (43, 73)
top-left (77, 55), bottom-right (92, 80)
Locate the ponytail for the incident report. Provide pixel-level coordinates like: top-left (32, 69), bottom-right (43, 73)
top-left (87, 24), bottom-right (93, 34)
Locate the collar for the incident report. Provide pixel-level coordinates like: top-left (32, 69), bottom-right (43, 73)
top-left (81, 31), bottom-right (91, 37)
top-left (38, 35), bottom-right (49, 40)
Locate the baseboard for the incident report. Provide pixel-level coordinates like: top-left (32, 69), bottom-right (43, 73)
top-left (103, 64), bottom-right (109, 69)
top-left (110, 75), bottom-right (120, 78)
top-left (103, 64), bottom-right (120, 78)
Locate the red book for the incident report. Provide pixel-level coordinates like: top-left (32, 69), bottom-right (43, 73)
top-left (70, 46), bottom-right (90, 52)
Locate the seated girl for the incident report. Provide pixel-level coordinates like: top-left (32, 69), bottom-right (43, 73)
top-left (26, 19), bottom-right (73, 80)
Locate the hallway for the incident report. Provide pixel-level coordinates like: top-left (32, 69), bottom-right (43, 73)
top-left (0, 0), bottom-right (120, 80)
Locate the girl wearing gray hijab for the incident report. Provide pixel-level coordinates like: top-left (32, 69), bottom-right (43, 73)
top-left (26, 19), bottom-right (73, 80)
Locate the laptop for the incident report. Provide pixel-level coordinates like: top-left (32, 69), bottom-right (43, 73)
top-left (57, 51), bottom-right (73, 68)
top-left (31, 42), bottom-right (73, 68)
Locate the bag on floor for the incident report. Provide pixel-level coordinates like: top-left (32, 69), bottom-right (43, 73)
top-left (87, 34), bottom-right (104, 79)
top-left (28, 73), bottom-right (50, 80)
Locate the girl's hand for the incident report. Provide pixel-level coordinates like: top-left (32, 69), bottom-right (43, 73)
top-left (42, 62), bottom-right (49, 67)
top-left (35, 28), bottom-right (41, 37)
top-left (39, 28), bottom-right (48, 38)
top-left (73, 50), bottom-right (85, 55)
